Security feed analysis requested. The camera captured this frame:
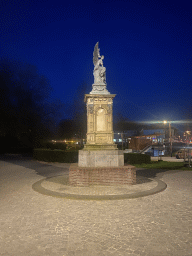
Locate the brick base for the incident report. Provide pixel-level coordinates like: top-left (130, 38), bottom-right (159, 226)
top-left (69, 164), bottom-right (136, 186)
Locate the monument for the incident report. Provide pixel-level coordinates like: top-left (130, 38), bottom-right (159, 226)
top-left (79, 42), bottom-right (123, 167)
top-left (69, 42), bottom-right (136, 186)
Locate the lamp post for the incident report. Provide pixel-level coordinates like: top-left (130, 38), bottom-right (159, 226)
top-left (185, 131), bottom-right (191, 167)
top-left (121, 132), bottom-right (124, 150)
top-left (164, 121), bottom-right (172, 157)
top-left (169, 122), bottom-right (172, 157)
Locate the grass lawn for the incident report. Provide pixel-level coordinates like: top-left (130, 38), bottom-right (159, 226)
top-left (132, 161), bottom-right (192, 170)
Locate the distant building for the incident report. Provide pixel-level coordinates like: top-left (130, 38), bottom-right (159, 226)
top-left (114, 129), bottom-right (165, 149)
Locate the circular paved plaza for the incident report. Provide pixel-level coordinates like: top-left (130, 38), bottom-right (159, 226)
top-left (0, 154), bottom-right (192, 256)
top-left (32, 173), bottom-right (167, 200)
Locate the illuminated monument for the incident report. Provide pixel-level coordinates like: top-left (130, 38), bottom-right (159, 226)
top-left (69, 43), bottom-right (136, 185)
top-left (79, 42), bottom-right (123, 167)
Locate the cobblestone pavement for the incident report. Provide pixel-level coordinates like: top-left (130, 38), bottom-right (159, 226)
top-left (0, 155), bottom-right (192, 256)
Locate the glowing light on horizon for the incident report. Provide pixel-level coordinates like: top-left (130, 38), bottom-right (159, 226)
top-left (135, 120), bottom-right (192, 125)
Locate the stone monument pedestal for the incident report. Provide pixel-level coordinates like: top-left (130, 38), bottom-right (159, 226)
top-left (78, 149), bottom-right (124, 167)
top-left (69, 164), bottom-right (136, 186)
top-left (69, 149), bottom-right (136, 186)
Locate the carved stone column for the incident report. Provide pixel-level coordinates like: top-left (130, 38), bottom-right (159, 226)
top-left (78, 92), bottom-right (124, 167)
top-left (84, 94), bottom-right (117, 150)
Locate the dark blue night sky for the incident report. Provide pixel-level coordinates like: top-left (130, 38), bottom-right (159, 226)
top-left (1, 0), bottom-right (192, 123)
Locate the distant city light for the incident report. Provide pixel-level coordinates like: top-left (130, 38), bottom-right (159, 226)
top-left (137, 120), bottom-right (192, 125)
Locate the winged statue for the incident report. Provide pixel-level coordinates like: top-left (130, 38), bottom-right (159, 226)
top-left (93, 42), bottom-right (106, 85)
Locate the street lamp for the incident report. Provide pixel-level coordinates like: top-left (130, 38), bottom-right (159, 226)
top-left (185, 130), bottom-right (191, 167)
top-left (113, 133), bottom-right (123, 150)
top-left (164, 121), bottom-right (172, 157)
top-left (121, 132), bottom-right (124, 150)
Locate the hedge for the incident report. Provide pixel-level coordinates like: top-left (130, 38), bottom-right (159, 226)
top-left (124, 153), bottom-right (151, 164)
top-left (33, 150), bottom-right (151, 164)
top-left (33, 149), bottom-right (78, 163)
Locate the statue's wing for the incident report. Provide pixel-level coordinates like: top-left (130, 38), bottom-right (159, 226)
top-left (93, 42), bottom-right (99, 66)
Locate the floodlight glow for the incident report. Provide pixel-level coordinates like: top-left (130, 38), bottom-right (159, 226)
top-left (136, 120), bottom-right (192, 125)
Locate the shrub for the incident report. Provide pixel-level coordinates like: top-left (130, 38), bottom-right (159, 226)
top-left (124, 153), bottom-right (151, 164)
top-left (33, 149), bottom-right (78, 163)
top-left (54, 143), bottom-right (67, 151)
top-left (45, 142), bottom-right (67, 151)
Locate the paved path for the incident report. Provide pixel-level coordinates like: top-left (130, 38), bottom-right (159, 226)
top-left (0, 154), bottom-right (192, 256)
top-left (151, 156), bottom-right (184, 162)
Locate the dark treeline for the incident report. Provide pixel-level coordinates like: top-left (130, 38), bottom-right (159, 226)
top-left (114, 114), bottom-right (150, 136)
top-left (0, 58), bottom-right (64, 153)
top-left (56, 81), bottom-right (87, 143)
top-left (0, 58), bottom-right (88, 153)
